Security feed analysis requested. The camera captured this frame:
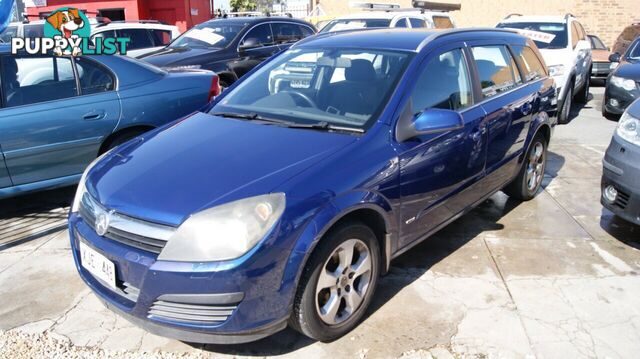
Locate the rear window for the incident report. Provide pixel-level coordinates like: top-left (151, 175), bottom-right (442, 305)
top-left (497, 22), bottom-right (568, 49)
top-left (432, 16), bottom-right (453, 29)
top-left (0, 26), bottom-right (17, 43)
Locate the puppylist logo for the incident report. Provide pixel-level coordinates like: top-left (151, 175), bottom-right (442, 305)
top-left (11, 7), bottom-right (130, 56)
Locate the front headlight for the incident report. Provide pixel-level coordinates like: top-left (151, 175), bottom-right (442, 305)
top-left (158, 193), bottom-right (286, 262)
top-left (71, 150), bottom-right (113, 213)
top-left (610, 76), bottom-right (638, 91)
top-left (548, 65), bottom-right (565, 77)
top-left (616, 111), bottom-right (640, 146)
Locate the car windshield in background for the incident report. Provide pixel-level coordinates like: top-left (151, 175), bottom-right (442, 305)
top-left (321, 19), bottom-right (392, 33)
top-left (497, 22), bottom-right (568, 49)
top-left (170, 21), bottom-right (245, 48)
top-left (0, 26), bottom-right (17, 43)
top-left (625, 39), bottom-right (640, 60)
top-left (211, 47), bottom-right (412, 131)
top-left (589, 35), bottom-right (607, 50)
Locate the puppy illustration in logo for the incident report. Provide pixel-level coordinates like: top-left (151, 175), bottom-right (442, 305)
top-left (46, 8), bottom-right (85, 56)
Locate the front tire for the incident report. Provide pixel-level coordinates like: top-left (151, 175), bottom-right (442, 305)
top-left (290, 222), bottom-right (380, 342)
top-left (503, 133), bottom-right (547, 201)
top-left (558, 85), bottom-right (573, 124)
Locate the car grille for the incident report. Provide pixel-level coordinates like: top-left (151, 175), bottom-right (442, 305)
top-left (148, 300), bottom-right (238, 325)
top-left (614, 189), bottom-right (631, 210)
top-left (79, 193), bottom-right (175, 254)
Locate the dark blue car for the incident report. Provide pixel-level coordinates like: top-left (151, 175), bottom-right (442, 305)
top-left (69, 28), bottom-right (557, 344)
top-left (0, 45), bottom-right (219, 198)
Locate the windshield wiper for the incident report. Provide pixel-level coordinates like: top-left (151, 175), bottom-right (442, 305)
top-left (212, 112), bottom-right (363, 133)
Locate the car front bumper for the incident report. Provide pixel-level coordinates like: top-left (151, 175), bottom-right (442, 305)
top-left (591, 62), bottom-right (611, 78)
top-left (68, 213), bottom-right (296, 344)
top-left (601, 134), bottom-right (640, 225)
top-left (603, 81), bottom-right (640, 115)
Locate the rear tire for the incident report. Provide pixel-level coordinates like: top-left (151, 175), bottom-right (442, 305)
top-left (289, 222), bottom-right (380, 342)
top-left (558, 85), bottom-right (573, 124)
top-left (503, 133), bottom-right (547, 201)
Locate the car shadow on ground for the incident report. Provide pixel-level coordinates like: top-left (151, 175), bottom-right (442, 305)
top-left (198, 181), bottom-right (546, 355)
top-left (599, 208), bottom-right (640, 249)
top-left (0, 186), bottom-right (74, 250)
top-left (566, 92), bottom-right (596, 122)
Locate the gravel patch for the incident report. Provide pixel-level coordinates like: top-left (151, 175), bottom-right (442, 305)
top-left (0, 330), bottom-right (208, 359)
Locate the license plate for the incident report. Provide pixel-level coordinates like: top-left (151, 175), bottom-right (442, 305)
top-left (80, 241), bottom-right (116, 289)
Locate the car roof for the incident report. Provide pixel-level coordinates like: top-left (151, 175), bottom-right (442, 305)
top-left (331, 11), bottom-right (431, 20)
top-left (202, 16), bottom-right (309, 26)
top-left (498, 15), bottom-right (571, 24)
top-left (295, 28), bottom-right (520, 53)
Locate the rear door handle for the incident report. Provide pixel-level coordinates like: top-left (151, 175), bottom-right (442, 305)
top-left (83, 110), bottom-right (106, 121)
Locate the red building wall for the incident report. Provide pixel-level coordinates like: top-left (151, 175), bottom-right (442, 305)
top-left (25, 0), bottom-right (212, 32)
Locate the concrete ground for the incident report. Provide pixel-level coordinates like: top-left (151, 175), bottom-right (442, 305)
top-left (0, 86), bottom-right (639, 358)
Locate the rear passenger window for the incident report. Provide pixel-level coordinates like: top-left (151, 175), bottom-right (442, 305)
top-left (1, 56), bottom-right (77, 108)
top-left (409, 18), bottom-right (427, 28)
top-left (242, 24), bottom-right (274, 47)
top-left (299, 25), bottom-right (315, 38)
top-left (411, 49), bottom-right (472, 113)
top-left (117, 29), bottom-right (154, 50)
top-left (75, 58), bottom-right (115, 95)
top-left (471, 45), bottom-right (520, 98)
top-left (511, 45), bottom-right (547, 81)
top-left (432, 16), bottom-right (453, 29)
top-left (272, 23), bottom-right (303, 44)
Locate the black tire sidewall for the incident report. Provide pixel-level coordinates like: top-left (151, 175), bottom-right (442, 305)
top-left (559, 87), bottom-right (573, 124)
top-left (520, 135), bottom-right (547, 199)
top-left (294, 223), bottom-right (381, 342)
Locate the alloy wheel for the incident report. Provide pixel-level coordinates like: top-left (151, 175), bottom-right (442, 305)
top-left (526, 142), bottom-right (545, 191)
top-left (315, 239), bottom-right (372, 325)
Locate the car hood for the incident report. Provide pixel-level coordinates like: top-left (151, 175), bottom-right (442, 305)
top-left (592, 49), bottom-right (611, 63)
top-left (539, 48), bottom-right (572, 67)
top-left (613, 60), bottom-right (640, 81)
top-left (139, 46), bottom-right (224, 67)
top-left (87, 112), bottom-right (357, 226)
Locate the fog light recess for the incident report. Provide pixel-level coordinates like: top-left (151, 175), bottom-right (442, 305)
top-left (603, 185), bottom-right (618, 203)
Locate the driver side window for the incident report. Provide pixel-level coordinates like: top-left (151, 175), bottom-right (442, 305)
top-left (241, 24), bottom-right (274, 47)
top-left (411, 49), bottom-right (472, 114)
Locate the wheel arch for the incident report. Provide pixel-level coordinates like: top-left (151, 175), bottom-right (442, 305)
top-left (98, 124), bottom-right (155, 154)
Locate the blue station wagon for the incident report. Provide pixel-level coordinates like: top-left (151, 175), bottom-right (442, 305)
top-left (0, 45), bottom-right (219, 198)
top-left (69, 28), bottom-right (557, 344)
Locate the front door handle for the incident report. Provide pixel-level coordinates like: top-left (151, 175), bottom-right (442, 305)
top-left (83, 110), bottom-right (106, 121)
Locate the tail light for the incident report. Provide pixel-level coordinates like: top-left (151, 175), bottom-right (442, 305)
top-left (208, 75), bottom-right (221, 102)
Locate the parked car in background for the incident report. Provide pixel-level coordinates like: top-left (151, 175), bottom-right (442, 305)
top-left (319, 5), bottom-right (455, 33)
top-left (0, 18), bottom-right (108, 42)
top-left (601, 98), bottom-right (640, 225)
top-left (69, 28), bottom-right (556, 344)
top-left (497, 14), bottom-right (592, 124)
top-left (612, 23), bottom-right (640, 56)
top-left (139, 16), bottom-right (316, 87)
top-left (603, 37), bottom-right (640, 119)
top-left (90, 20), bottom-right (181, 58)
top-left (589, 34), bottom-right (612, 82)
top-left (0, 44), bottom-right (220, 198)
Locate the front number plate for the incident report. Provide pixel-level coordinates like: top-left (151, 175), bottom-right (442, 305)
top-left (80, 241), bottom-right (116, 289)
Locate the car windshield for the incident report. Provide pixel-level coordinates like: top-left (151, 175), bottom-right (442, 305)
top-left (320, 19), bottom-right (391, 33)
top-left (589, 35), bottom-right (607, 50)
top-left (170, 21), bottom-right (245, 48)
top-left (0, 26), bottom-right (17, 43)
top-left (625, 39), bottom-right (640, 60)
top-left (211, 47), bottom-right (412, 131)
top-left (497, 22), bottom-right (568, 49)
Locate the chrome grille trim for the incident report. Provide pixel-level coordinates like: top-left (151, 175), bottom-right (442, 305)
top-left (79, 192), bottom-right (175, 254)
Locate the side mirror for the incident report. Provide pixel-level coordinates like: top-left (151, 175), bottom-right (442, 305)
top-left (239, 38), bottom-right (260, 51)
top-left (609, 52), bottom-right (621, 63)
top-left (396, 107), bottom-right (464, 142)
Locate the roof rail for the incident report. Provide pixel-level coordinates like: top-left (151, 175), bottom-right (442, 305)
top-left (96, 19), bottom-right (167, 27)
top-left (266, 12), bottom-right (293, 18)
top-left (564, 13), bottom-right (576, 20)
top-left (412, 1), bottom-right (461, 12)
top-left (224, 11), bottom-right (263, 18)
top-left (504, 13), bottom-right (522, 20)
top-left (351, 2), bottom-right (401, 10)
